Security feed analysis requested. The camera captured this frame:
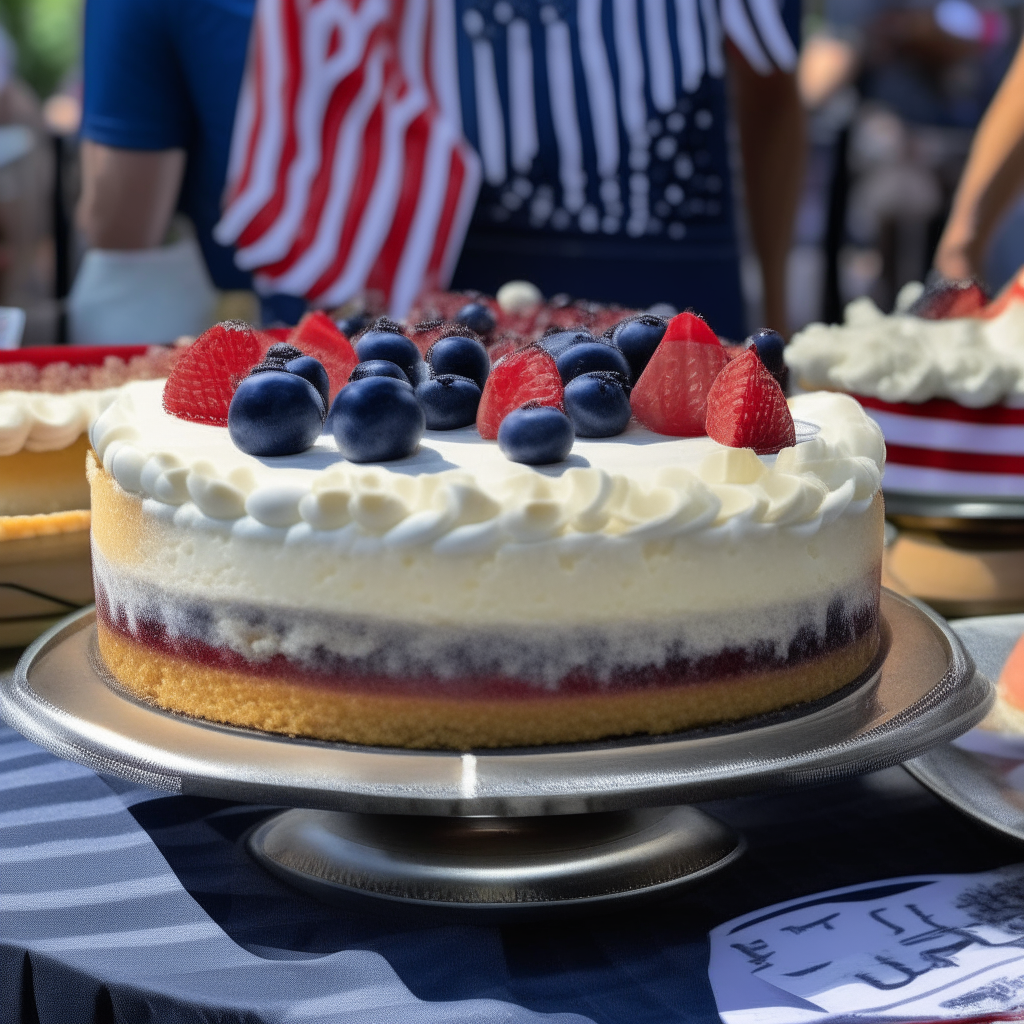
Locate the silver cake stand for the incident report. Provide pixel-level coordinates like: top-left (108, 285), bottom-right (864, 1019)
top-left (0, 591), bottom-right (992, 914)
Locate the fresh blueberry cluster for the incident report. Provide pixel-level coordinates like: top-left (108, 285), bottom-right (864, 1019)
top-left (227, 311), bottom-right (682, 467)
top-left (228, 344), bottom-right (329, 457)
top-left (331, 319), bottom-right (492, 460)
top-left (492, 314), bottom-right (667, 464)
top-left (227, 320), bottom-right (494, 463)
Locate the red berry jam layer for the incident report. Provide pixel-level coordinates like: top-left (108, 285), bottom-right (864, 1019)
top-left (94, 557), bottom-right (880, 702)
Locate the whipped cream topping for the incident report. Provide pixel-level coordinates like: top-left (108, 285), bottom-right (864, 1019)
top-left (1, 388), bottom-right (122, 456)
top-left (786, 292), bottom-right (1024, 407)
top-left (90, 379), bottom-right (884, 554)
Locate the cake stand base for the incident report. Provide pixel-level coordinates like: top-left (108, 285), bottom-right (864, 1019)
top-left (247, 805), bottom-right (742, 913)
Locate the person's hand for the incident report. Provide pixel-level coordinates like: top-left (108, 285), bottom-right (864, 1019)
top-left (934, 217), bottom-right (981, 280)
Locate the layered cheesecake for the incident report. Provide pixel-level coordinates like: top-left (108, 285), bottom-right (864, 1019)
top-left (89, 375), bottom-right (885, 749)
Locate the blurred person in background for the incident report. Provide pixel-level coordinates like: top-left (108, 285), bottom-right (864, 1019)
top-left (934, 32), bottom-right (1024, 287)
top-left (75, 0), bottom-right (805, 343)
top-left (0, 20), bottom-right (58, 346)
top-left (795, 0), bottom-right (1017, 316)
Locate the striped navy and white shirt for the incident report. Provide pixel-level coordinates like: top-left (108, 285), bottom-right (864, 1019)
top-left (451, 0), bottom-right (799, 334)
top-left (212, 0), bottom-right (799, 332)
top-left (456, 0), bottom-right (796, 239)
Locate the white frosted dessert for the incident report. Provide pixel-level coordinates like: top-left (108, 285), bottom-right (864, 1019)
top-left (787, 282), bottom-right (1024, 499)
top-left (0, 389), bottom-right (121, 515)
top-left (88, 379), bottom-right (886, 749)
top-left (786, 288), bottom-right (1024, 408)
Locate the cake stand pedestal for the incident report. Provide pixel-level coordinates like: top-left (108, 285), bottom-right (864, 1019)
top-left (0, 591), bottom-right (992, 914)
top-left (249, 805), bottom-right (741, 910)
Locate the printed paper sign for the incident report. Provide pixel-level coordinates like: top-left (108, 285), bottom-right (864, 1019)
top-left (708, 866), bottom-right (1024, 1022)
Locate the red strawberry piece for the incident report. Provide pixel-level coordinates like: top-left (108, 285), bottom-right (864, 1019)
top-left (662, 310), bottom-right (721, 345)
top-left (162, 321), bottom-right (265, 426)
top-left (907, 279), bottom-right (988, 320)
top-left (705, 347), bottom-right (795, 455)
top-left (476, 345), bottom-right (564, 440)
top-left (288, 311), bottom-right (358, 401)
top-left (630, 316), bottom-right (728, 436)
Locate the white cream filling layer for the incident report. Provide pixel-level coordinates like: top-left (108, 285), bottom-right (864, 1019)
top-left (786, 292), bottom-right (1024, 407)
top-left (94, 547), bottom-right (879, 682)
top-left (1, 388), bottom-right (122, 456)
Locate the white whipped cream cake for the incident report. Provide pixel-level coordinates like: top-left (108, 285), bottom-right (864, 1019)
top-left (89, 369), bottom-right (885, 748)
top-left (787, 277), bottom-right (1024, 498)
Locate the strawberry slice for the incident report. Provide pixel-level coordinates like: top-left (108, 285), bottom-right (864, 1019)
top-left (162, 321), bottom-right (266, 426)
top-left (288, 311), bottom-right (358, 401)
top-left (476, 345), bottom-right (563, 440)
top-left (907, 279), bottom-right (988, 319)
top-left (630, 313), bottom-right (728, 436)
top-left (705, 348), bottom-right (795, 454)
top-left (661, 310), bottom-right (721, 345)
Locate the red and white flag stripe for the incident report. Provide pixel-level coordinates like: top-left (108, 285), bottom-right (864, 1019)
top-left (855, 394), bottom-right (1024, 497)
top-left (214, 0), bottom-right (481, 318)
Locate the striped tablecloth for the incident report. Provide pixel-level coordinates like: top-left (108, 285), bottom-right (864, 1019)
top-left (1, 652), bottom-right (1021, 1024)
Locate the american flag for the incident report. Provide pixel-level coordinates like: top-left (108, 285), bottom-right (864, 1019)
top-left (215, 0), bottom-right (796, 318)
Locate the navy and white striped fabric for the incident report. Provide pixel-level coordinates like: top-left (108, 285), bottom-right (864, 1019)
top-left (0, 721), bottom-right (595, 1024)
top-left (3, 700), bottom-right (1023, 1024)
top-left (3, 711), bottom-right (1022, 1024)
top-left (455, 0), bottom-right (794, 246)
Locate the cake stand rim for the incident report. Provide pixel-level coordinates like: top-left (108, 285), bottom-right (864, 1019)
top-left (0, 591), bottom-right (993, 816)
top-left (883, 488), bottom-right (1024, 525)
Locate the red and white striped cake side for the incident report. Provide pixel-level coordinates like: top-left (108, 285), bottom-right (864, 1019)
top-left (855, 394), bottom-right (1024, 497)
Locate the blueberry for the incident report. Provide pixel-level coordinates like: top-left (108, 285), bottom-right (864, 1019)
top-left (407, 358), bottom-right (432, 386)
top-left (330, 376), bottom-right (425, 462)
top-left (228, 371), bottom-right (326, 457)
top-left (427, 335), bottom-right (490, 389)
top-left (335, 313), bottom-right (370, 338)
top-left (284, 355), bottom-right (329, 406)
top-left (355, 330), bottom-right (423, 381)
top-left (539, 329), bottom-right (592, 361)
top-left (265, 342), bottom-right (304, 363)
top-left (416, 374), bottom-right (481, 429)
top-left (555, 341), bottom-right (631, 385)
top-left (563, 372), bottom-right (632, 437)
top-left (454, 301), bottom-right (497, 336)
top-left (612, 315), bottom-right (666, 381)
top-left (497, 404), bottom-right (575, 465)
top-left (348, 359), bottom-right (410, 384)
top-left (749, 328), bottom-right (787, 388)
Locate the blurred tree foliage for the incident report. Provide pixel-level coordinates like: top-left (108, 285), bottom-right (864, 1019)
top-left (0, 0), bottom-right (80, 98)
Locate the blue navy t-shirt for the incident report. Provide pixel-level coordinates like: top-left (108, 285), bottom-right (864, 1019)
top-left (81, 0), bottom-right (256, 292)
top-left (81, 0), bottom-right (798, 336)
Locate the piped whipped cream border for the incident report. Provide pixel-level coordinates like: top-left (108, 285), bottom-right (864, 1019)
top-left (89, 381), bottom-right (885, 553)
top-left (1, 388), bottom-right (122, 456)
top-left (786, 289), bottom-right (1024, 407)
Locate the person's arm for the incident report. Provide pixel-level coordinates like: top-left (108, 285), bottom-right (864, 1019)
top-left (728, 45), bottom-right (806, 336)
top-left (798, 33), bottom-right (859, 109)
top-left (935, 36), bottom-right (1024, 280)
top-left (76, 140), bottom-right (186, 250)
